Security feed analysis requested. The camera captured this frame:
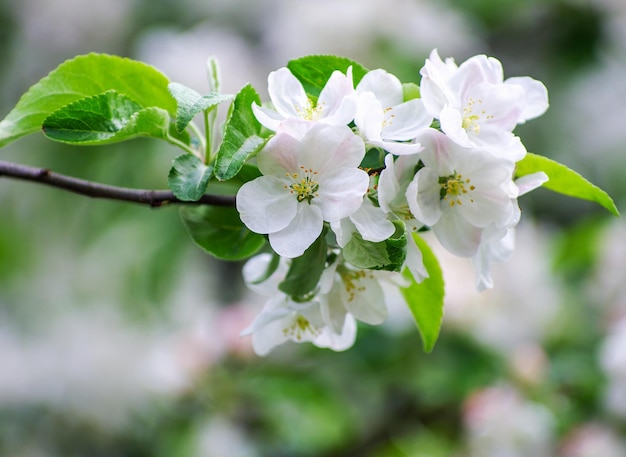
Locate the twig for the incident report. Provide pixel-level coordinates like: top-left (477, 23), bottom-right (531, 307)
top-left (0, 160), bottom-right (236, 208)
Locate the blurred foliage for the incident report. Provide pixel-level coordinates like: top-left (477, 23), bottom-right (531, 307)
top-left (0, 0), bottom-right (625, 456)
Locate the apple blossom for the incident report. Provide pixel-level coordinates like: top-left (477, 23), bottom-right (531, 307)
top-left (236, 123), bottom-right (369, 258)
top-left (419, 49), bottom-right (549, 161)
top-left (406, 129), bottom-right (519, 257)
top-left (251, 66), bottom-right (356, 131)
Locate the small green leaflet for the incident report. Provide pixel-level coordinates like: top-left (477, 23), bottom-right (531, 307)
top-left (400, 233), bottom-right (445, 353)
top-left (42, 91), bottom-right (174, 145)
top-left (180, 205), bottom-right (266, 261)
top-left (168, 82), bottom-right (234, 133)
top-left (287, 55), bottom-right (369, 98)
top-left (516, 152), bottom-right (619, 216)
top-left (214, 84), bottom-right (267, 181)
top-left (343, 221), bottom-right (407, 272)
top-left (168, 154), bottom-right (213, 201)
top-left (278, 234), bottom-right (328, 299)
top-left (0, 53), bottom-right (176, 148)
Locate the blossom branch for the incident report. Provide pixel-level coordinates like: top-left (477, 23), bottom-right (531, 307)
top-left (0, 160), bottom-right (236, 208)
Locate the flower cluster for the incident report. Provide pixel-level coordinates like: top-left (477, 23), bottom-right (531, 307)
top-left (236, 49), bottom-right (549, 355)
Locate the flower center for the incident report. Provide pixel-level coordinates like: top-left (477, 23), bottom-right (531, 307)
top-left (285, 166), bottom-right (320, 203)
top-left (283, 315), bottom-right (319, 341)
top-left (439, 172), bottom-right (476, 207)
top-left (462, 97), bottom-right (494, 135)
top-left (296, 98), bottom-right (324, 121)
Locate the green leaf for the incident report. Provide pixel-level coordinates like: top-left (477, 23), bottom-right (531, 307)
top-left (168, 154), bottom-right (213, 201)
top-left (400, 233), bottom-right (445, 353)
top-left (0, 53), bottom-right (176, 148)
top-left (287, 55), bottom-right (369, 98)
top-left (279, 234), bottom-right (328, 299)
top-left (168, 82), bottom-right (234, 133)
top-left (516, 152), bottom-right (619, 216)
top-left (214, 84), bottom-right (266, 181)
top-left (343, 221), bottom-right (407, 272)
top-left (180, 206), bottom-right (266, 261)
top-left (402, 82), bottom-right (421, 101)
top-left (42, 90), bottom-right (172, 145)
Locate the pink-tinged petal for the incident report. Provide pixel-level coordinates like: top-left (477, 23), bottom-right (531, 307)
top-left (267, 67), bottom-right (309, 119)
top-left (299, 124), bottom-right (365, 172)
top-left (276, 118), bottom-right (315, 140)
top-left (257, 132), bottom-right (300, 176)
top-left (269, 203), bottom-right (323, 258)
top-left (452, 55), bottom-right (503, 98)
top-left (434, 209), bottom-right (482, 257)
top-left (440, 106), bottom-right (472, 148)
top-left (356, 69), bottom-right (403, 107)
top-left (251, 103), bottom-right (283, 131)
top-left (236, 176), bottom-right (297, 234)
top-left (355, 92), bottom-right (384, 141)
top-left (515, 171), bottom-right (548, 196)
top-left (381, 99), bottom-right (432, 141)
top-left (405, 231), bottom-right (429, 282)
top-left (316, 168), bottom-right (369, 221)
top-left (406, 168), bottom-right (441, 226)
top-left (349, 198), bottom-right (396, 242)
top-left (505, 76), bottom-right (549, 122)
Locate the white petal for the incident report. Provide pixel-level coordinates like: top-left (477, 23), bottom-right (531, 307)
top-left (321, 281), bottom-right (348, 334)
top-left (251, 103), bottom-right (283, 131)
top-left (269, 203), bottom-right (323, 258)
top-left (300, 124), bottom-right (365, 172)
top-left (343, 274), bottom-right (388, 325)
top-left (268, 67), bottom-right (309, 119)
top-left (317, 68), bottom-right (357, 125)
top-left (405, 231), bottom-right (429, 282)
top-left (313, 314), bottom-right (357, 352)
top-left (381, 99), bottom-right (432, 141)
top-left (356, 69), bottom-right (403, 107)
top-left (433, 209), bottom-right (482, 257)
top-left (257, 132), bottom-right (300, 176)
top-left (406, 168), bottom-right (441, 226)
top-left (440, 106), bottom-right (472, 148)
top-left (355, 92), bottom-right (384, 141)
top-left (236, 176), bottom-right (296, 234)
top-left (330, 218), bottom-right (355, 248)
top-left (316, 167), bottom-right (369, 221)
top-left (505, 76), bottom-right (549, 122)
top-left (515, 171), bottom-right (549, 196)
top-left (350, 198), bottom-right (396, 242)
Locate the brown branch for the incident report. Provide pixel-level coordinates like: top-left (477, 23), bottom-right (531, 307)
top-left (0, 160), bottom-right (236, 208)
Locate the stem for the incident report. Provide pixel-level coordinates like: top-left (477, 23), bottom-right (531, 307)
top-left (0, 160), bottom-right (235, 208)
top-left (164, 134), bottom-right (197, 156)
top-left (204, 109), bottom-right (212, 164)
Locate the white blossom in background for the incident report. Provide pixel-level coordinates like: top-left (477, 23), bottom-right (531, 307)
top-left (420, 49), bottom-right (548, 161)
top-left (252, 67), bottom-right (356, 131)
top-left (560, 423), bottom-right (626, 457)
top-left (463, 384), bottom-right (555, 457)
top-left (599, 317), bottom-right (626, 418)
top-left (354, 68), bottom-right (432, 155)
top-left (236, 123), bottom-right (369, 258)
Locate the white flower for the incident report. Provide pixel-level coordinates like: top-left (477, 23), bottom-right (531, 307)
top-left (377, 153), bottom-right (429, 282)
top-left (406, 129), bottom-right (518, 257)
top-left (252, 66), bottom-right (357, 131)
top-left (236, 123), bottom-right (369, 258)
top-left (420, 49), bottom-right (549, 161)
top-left (241, 252), bottom-right (357, 356)
top-left (241, 293), bottom-right (357, 356)
top-left (354, 69), bottom-right (432, 155)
